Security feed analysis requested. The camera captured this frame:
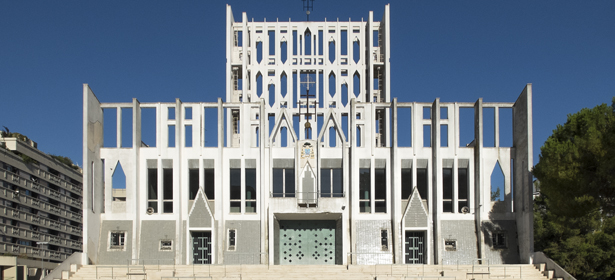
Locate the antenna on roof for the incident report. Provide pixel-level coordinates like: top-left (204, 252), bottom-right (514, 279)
top-left (302, 0), bottom-right (314, 21)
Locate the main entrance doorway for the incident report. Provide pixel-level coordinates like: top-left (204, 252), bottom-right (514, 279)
top-left (278, 220), bottom-right (336, 265)
top-left (191, 231), bottom-right (212, 264)
top-left (405, 231), bottom-right (426, 264)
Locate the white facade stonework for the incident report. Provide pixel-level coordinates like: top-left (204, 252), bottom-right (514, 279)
top-left (82, 4), bottom-right (534, 266)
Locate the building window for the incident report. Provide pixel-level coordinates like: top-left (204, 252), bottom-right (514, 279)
top-left (147, 168), bottom-right (158, 213)
top-left (359, 168), bottom-right (370, 213)
top-left (381, 229), bottom-right (388, 251)
top-left (188, 167), bottom-right (215, 200)
top-left (442, 168), bottom-right (453, 213)
top-left (458, 167), bottom-right (469, 212)
top-left (228, 229), bottom-right (236, 251)
top-left (374, 168), bottom-right (386, 213)
top-left (245, 168), bottom-right (257, 213)
top-left (160, 240), bottom-right (173, 251)
top-left (229, 162), bottom-right (257, 214)
top-left (401, 168), bottom-right (412, 200)
top-left (273, 168), bottom-right (295, 197)
top-left (417, 167), bottom-right (428, 204)
top-left (445, 240), bottom-right (457, 251)
top-left (230, 168), bottom-right (241, 213)
top-left (189, 168), bottom-right (199, 200)
top-left (320, 168), bottom-right (342, 197)
top-left (492, 232), bottom-right (507, 249)
top-left (163, 168), bottom-right (173, 213)
top-left (110, 231), bottom-right (125, 250)
top-left (204, 168), bottom-right (215, 200)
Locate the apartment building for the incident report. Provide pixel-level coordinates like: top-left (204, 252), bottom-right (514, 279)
top-left (0, 136), bottom-right (83, 264)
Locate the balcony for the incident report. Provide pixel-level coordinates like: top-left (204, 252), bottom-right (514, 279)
top-left (0, 204), bottom-right (82, 236)
top-left (0, 241), bottom-right (71, 262)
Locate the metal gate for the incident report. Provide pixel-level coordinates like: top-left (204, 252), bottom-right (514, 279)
top-left (279, 220), bottom-right (336, 265)
top-left (192, 231), bottom-right (212, 264)
top-left (405, 231), bottom-right (425, 264)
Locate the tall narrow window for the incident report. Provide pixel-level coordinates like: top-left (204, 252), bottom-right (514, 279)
top-left (417, 168), bottom-right (428, 204)
top-left (381, 229), bottom-right (388, 250)
top-left (321, 168), bottom-right (331, 196)
top-left (375, 168), bottom-right (386, 213)
top-left (320, 168), bottom-right (342, 197)
top-left (442, 168), bottom-right (453, 213)
top-left (285, 168), bottom-right (295, 197)
top-left (228, 229), bottom-right (236, 251)
top-left (168, 125), bottom-right (176, 147)
top-left (189, 168), bottom-right (199, 200)
top-left (273, 168), bottom-right (284, 197)
top-left (458, 167), bottom-right (469, 212)
top-left (230, 168), bottom-right (241, 213)
top-left (204, 168), bottom-right (215, 200)
top-left (163, 168), bottom-right (173, 213)
top-left (304, 29), bottom-right (311, 55)
top-left (245, 168), bottom-right (257, 213)
top-left (272, 168), bottom-right (295, 197)
top-left (359, 168), bottom-right (370, 213)
top-left (147, 168), bottom-right (158, 213)
top-left (401, 168), bottom-right (412, 200)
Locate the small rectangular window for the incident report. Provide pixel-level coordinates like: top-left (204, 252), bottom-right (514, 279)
top-left (110, 231), bottom-right (125, 250)
top-left (228, 229), bottom-right (236, 251)
top-left (445, 240), bottom-right (456, 251)
top-left (492, 232), bottom-right (507, 249)
top-left (381, 229), bottom-right (388, 250)
top-left (160, 240), bottom-right (172, 251)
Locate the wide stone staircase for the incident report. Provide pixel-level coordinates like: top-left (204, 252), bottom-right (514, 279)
top-left (60, 263), bottom-right (559, 280)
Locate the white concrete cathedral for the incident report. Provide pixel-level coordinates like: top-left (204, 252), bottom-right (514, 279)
top-left (82, 4), bottom-right (534, 266)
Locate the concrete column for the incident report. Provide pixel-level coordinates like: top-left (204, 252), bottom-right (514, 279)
top-left (473, 98), bottom-right (484, 261)
top-left (431, 98), bottom-right (441, 264)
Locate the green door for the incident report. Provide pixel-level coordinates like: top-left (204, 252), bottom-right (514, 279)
top-left (279, 220), bottom-right (336, 265)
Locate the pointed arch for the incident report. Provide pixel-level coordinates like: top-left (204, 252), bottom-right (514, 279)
top-left (256, 72), bottom-right (263, 97)
top-left (304, 28), bottom-right (312, 55)
top-left (328, 36), bottom-right (336, 63)
top-left (353, 71), bottom-right (361, 98)
top-left (111, 160), bottom-right (126, 190)
top-left (188, 187), bottom-right (214, 228)
top-left (402, 187), bottom-right (429, 228)
top-left (328, 71), bottom-right (336, 98)
top-left (280, 71), bottom-right (288, 98)
top-left (317, 109), bottom-right (347, 144)
top-left (269, 109), bottom-right (298, 144)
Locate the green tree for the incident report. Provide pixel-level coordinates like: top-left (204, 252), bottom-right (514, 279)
top-left (533, 98), bottom-right (615, 280)
top-left (490, 187), bottom-right (501, 201)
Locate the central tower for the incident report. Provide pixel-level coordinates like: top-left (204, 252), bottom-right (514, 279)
top-left (225, 4), bottom-right (390, 265)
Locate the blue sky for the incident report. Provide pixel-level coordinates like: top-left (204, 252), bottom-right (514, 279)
top-left (1, 0), bottom-right (614, 171)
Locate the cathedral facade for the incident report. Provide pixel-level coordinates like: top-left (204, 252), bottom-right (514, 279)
top-left (82, 4), bottom-right (534, 266)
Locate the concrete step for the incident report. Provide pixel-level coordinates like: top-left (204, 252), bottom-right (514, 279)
top-left (68, 264), bottom-right (549, 280)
